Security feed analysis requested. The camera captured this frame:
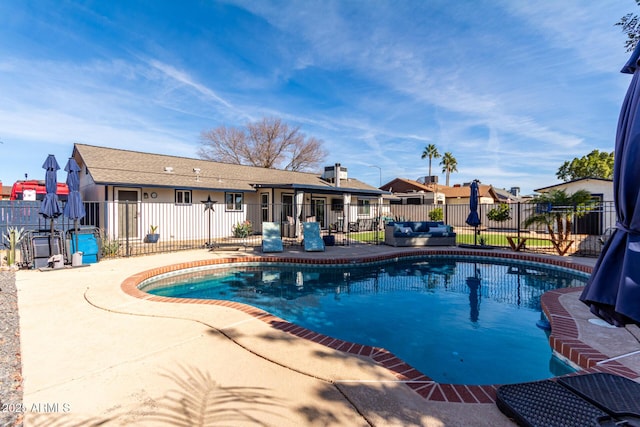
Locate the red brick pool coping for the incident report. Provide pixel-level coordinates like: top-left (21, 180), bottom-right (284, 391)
top-left (120, 249), bottom-right (637, 404)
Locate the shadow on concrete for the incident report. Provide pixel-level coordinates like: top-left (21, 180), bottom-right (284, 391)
top-left (146, 365), bottom-right (283, 426)
top-left (25, 364), bottom-right (285, 427)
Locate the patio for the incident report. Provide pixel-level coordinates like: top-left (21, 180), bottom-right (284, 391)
top-left (15, 246), bottom-right (640, 426)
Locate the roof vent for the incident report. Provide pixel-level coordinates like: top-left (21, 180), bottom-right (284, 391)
top-left (193, 168), bottom-right (201, 182)
top-left (164, 166), bottom-right (174, 173)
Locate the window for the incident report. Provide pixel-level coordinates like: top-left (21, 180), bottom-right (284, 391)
top-left (226, 192), bottom-right (243, 211)
top-left (175, 190), bottom-right (192, 204)
top-left (357, 199), bottom-right (371, 215)
top-left (331, 198), bottom-right (343, 212)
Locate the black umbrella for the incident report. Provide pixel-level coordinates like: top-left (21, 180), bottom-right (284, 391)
top-left (39, 154), bottom-right (63, 256)
top-left (580, 44), bottom-right (640, 326)
top-left (63, 158), bottom-right (86, 253)
top-left (465, 180), bottom-right (481, 246)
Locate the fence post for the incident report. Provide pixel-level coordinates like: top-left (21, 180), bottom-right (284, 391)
top-left (516, 202), bottom-right (521, 240)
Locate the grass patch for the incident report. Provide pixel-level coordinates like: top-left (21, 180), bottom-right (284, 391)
top-left (456, 232), bottom-right (555, 248)
top-left (348, 231), bottom-right (384, 243)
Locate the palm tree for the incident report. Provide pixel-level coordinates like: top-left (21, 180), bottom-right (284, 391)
top-left (523, 189), bottom-right (594, 245)
top-left (421, 144), bottom-right (440, 181)
top-left (440, 152), bottom-right (458, 186)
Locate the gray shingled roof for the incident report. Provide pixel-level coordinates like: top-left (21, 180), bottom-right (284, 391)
top-left (73, 144), bottom-right (382, 195)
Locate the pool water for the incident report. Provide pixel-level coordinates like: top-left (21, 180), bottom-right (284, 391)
top-left (143, 256), bottom-right (588, 385)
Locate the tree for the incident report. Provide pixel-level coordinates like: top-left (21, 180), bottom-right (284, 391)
top-left (487, 203), bottom-right (512, 223)
top-left (440, 152), bottom-right (458, 186)
top-left (198, 117), bottom-right (327, 171)
top-left (429, 207), bottom-right (443, 221)
top-left (420, 144), bottom-right (440, 180)
top-left (617, 0), bottom-right (640, 52)
top-left (556, 149), bottom-right (614, 182)
top-left (523, 189), bottom-right (594, 252)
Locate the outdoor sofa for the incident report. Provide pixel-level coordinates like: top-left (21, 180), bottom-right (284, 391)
top-left (384, 221), bottom-right (456, 247)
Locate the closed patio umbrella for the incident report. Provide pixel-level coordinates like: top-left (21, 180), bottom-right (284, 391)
top-left (580, 43), bottom-right (640, 326)
top-left (465, 180), bottom-right (481, 246)
top-left (63, 158), bottom-right (85, 253)
top-left (39, 154), bottom-right (63, 256)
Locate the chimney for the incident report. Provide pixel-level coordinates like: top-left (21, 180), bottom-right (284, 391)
top-left (321, 163), bottom-right (348, 186)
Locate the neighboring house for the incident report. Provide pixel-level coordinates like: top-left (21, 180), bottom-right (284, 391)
top-left (380, 178), bottom-right (514, 205)
top-left (534, 177), bottom-right (615, 236)
top-left (0, 182), bottom-right (11, 200)
top-left (437, 184), bottom-right (497, 205)
top-left (72, 144), bottom-right (386, 240)
top-left (492, 187), bottom-right (527, 203)
top-left (534, 178), bottom-right (614, 201)
top-left (379, 178), bottom-right (445, 204)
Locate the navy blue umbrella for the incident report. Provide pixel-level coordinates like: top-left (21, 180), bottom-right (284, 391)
top-left (466, 180), bottom-right (481, 245)
top-left (63, 158), bottom-right (86, 252)
top-left (39, 154), bottom-right (63, 256)
top-left (580, 44), bottom-right (640, 326)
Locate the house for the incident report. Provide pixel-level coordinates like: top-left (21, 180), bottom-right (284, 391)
top-left (534, 178), bottom-right (614, 201)
top-left (72, 144), bottom-right (386, 241)
top-left (534, 177), bottom-right (615, 236)
top-left (437, 184), bottom-right (498, 205)
top-left (379, 178), bottom-right (445, 204)
top-left (380, 178), bottom-right (513, 205)
top-left (0, 181), bottom-right (11, 200)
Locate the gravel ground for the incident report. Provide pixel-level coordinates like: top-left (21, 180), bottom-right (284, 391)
top-left (0, 270), bottom-right (23, 427)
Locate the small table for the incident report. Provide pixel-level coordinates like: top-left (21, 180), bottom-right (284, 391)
top-left (506, 236), bottom-right (529, 251)
top-left (506, 236), bottom-right (574, 256)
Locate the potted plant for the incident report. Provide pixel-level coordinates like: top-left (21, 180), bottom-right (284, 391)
top-left (323, 226), bottom-right (335, 246)
top-left (146, 225), bottom-right (160, 243)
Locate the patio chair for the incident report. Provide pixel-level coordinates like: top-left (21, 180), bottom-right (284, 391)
top-left (303, 222), bottom-right (325, 252)
top-left (262, 222), bottom-right (284, 253)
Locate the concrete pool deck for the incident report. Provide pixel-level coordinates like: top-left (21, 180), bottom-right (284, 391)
top-left (15, 245), bottom-right (640, 426)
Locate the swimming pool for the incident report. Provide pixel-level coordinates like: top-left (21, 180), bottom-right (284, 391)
top-left (141, 255), bottom-right (588, 385)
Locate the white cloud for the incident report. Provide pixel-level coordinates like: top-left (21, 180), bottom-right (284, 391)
top-left (146, 59), bottom-right (236, 110)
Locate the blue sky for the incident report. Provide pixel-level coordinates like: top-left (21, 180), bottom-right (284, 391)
top-left (0, 1), bottom-right (635, 195)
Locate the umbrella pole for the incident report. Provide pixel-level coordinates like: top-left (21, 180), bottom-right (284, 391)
top-left (49, 218), bottom-right (54, 257)
top-left (474, 225), bottom-right (477, 246)
top-left (74, 219), bottom-right (79, 253)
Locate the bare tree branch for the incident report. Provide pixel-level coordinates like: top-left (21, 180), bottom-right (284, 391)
top-left (198, 126), bottom-right (247, 164)
top-left (286, 136), bottom-right (327, 171)
top-left (198, 117), bottom-right (326, 171)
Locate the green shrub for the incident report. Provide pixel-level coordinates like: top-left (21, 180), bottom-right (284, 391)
top-left (429, 208), bottom-right (444, 222)
top-left (487, 203), bottom-right (511, 222)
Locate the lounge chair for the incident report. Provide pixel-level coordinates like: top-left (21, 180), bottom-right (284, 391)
top-left (303, 222), bottom-right (325, 252)
top-left (261, 222), bottom-right (283, 253)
